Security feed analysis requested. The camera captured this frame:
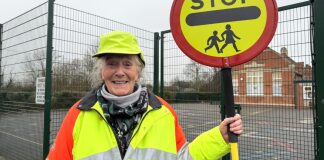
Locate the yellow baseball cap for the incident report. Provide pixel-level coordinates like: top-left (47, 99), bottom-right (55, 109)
top-left (93, 31), bottom-right (145, 65)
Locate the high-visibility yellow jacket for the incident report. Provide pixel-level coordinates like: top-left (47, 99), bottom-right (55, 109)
top-left (47, 90), bottom-right (230, 160)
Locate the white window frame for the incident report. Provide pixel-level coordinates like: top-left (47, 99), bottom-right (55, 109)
top-left (233, 79), bottom-right (239, 95)
top-left (272, 72), bottom-right (282, 96)
top-left (246, 69), bottom-right (264, 96)
top-left (303, 84), bottom-right (312, 100)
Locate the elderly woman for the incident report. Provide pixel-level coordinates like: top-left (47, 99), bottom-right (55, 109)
top-left (47, 31), bottom-right (243, 160)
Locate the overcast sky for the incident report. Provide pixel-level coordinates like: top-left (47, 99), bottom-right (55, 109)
top-left (0, 0), bottom-right (307, 32)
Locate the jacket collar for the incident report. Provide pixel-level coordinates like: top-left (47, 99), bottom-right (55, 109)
top-left (77, 86), bottom-right (161, 110)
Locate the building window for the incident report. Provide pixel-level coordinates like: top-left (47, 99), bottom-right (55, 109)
top-left (303, 85), bottom-right (312, 99)
top-left (233, 79), bottom-right (239, 95)
top-left (247, 70), bottom-right (263, 96)
top-left (272, 72), bottom-right (282, 96)
top-left (232, 73), bottom-right (239, 95)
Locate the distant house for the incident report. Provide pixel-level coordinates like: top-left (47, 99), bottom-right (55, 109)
top-left (232, 47), bottom-right (312, 108)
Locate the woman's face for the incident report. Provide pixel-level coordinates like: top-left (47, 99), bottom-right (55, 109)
top-left (101, 55), bottom-right (141, 96)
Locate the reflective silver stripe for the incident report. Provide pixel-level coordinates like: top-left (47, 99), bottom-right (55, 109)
top-left (80, 147), bottom-right (121, 160)
top-left (79, 146), bottom-right (180, 160)
top-left (124, 146), bottom-right (177, 160)
top-left (177, 142), bottom-right (193, 160)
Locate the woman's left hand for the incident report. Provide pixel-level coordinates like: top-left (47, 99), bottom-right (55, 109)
top-left (219, 114), bottom-right (243, 143)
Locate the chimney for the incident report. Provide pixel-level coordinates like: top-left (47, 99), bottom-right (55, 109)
top-left (280, 47), bottom-right (288, 57)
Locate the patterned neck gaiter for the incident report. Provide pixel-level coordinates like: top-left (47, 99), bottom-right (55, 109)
top-left (96, 86), bottom-right (148, 157)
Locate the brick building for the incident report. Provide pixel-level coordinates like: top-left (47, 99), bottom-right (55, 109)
top-left (232, 47), bottom-right (312, 108)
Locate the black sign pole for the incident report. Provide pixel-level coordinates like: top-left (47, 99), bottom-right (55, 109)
top-left (221, 67), bottom-right (239, 160)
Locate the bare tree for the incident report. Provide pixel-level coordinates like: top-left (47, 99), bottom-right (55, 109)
top-left (183, 60), bottom-right (222, 93)
top-left (52, 46), bottom-right (96, 92)
top-left (183, 60), bottom-right (206, 92)
top-left (169, 76), bottom-right (190, 92)
top-left (206, 67), bottom-right (221, 93)
top-left (21, 49), bottom-right (47, 89)
top-left (5, 72), bottom-right (14, 88)
top-left (0, 65), bottom-right (5, 88)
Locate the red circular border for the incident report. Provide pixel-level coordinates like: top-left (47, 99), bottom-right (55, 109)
top-left (170, 0), bottom-right (278, 67)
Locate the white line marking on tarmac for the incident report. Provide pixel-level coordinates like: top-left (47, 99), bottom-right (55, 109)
top-left (299, 118), bottom-right (313, 124)
top-left (249, 109), bottom-right (271, 116)
top-left (185, 121), bottom-right (219, 129)
top-left (242, 132), bottom-right (273, 140)
top-left (0, 130), bottom-right (42, 146)
top-left (242, 132), bottom-right (297, 152)
top-left (280, 127), bottom-right (314, 133)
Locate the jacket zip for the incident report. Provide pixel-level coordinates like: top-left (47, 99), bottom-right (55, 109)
top-left (129, 107), bottom-right (159, 144)
top-left (92, 108), bottom-right (124, 158)
top-left (92, 106), bottom-right (159, 160)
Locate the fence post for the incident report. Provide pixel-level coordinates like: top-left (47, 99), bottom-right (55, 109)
top-left (314, 0), bottom-right (324, 159)
top-left (153, 32), bottom-right (160, 95)
top-left (0, 23), bottom-right (2, 88)
top-left (43, 0), bottom-right (55, 159)
top-left (160, 30), bottom-right (171, 98)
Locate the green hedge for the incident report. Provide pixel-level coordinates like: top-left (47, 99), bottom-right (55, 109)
top-left (0, 91), bottom-right (85, 109)
top-left (52, 91), bottom-right (84, 108)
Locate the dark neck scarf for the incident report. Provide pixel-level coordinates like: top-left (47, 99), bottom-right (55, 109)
top-left (96, 86), bottom-right (148, 157)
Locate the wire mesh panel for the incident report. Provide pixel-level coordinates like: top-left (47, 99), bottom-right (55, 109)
top-left (0, 2), bottom-right (48, 159)
top-left (161, 32), bottom-right (223, 141)
top-left (50, 3), bottom-right (156, 146)
top-left (162, 2), bottom-right (314, 160)
top-left (236, 4), bottom-right (314, 160)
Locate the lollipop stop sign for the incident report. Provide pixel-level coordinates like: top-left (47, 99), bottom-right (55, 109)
top-left (170, 0), bottom-right (278, 67)
top-left (170, 1), bottom-right (278, 159)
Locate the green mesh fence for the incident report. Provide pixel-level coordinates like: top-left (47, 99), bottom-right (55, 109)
top-left (161, 2), bottom-right (314, 160)
top-left (50, 2), bottom-right (156, 149)
top-left (236, 3), bottom-right (314, 160)
top-left (0, 2), bottom-right (155, 159)
top-left (0, 1), bottom-right (318, 160)
top-left (161, 30), bottom-right (223, 142)
top-left (0, 2), bottom-right (48, 159)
